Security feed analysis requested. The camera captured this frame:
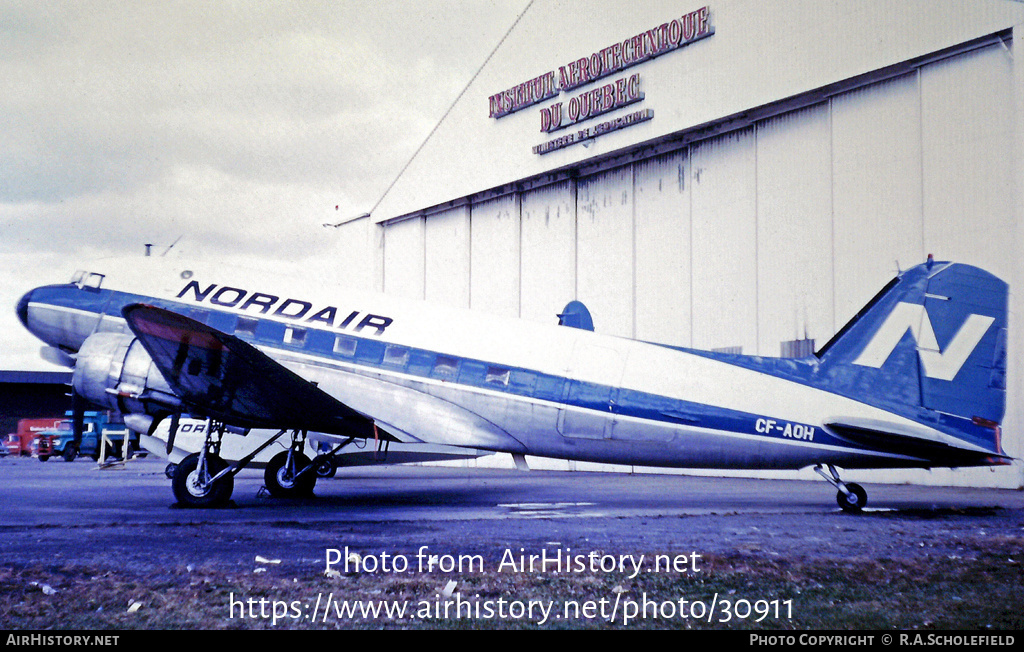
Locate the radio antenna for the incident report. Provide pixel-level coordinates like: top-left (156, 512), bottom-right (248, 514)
top-left (367, 0), bottom-right (535, 217)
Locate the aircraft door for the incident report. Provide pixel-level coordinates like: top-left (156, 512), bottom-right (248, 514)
top-left (556, 341), bottom-right (625, 440)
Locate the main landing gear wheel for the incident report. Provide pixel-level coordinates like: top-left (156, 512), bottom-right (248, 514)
top-left (313, 454), bottom-right (337, 478)
top-left (836, 482), bottom-right (867, 514)
top-left (173, 452), bottom-right (234, 508)
top-left (265, 451), bottom-right (317, 498)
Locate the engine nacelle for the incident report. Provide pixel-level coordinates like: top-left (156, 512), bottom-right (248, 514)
top-left (73, 332), bottom-right (181, 418)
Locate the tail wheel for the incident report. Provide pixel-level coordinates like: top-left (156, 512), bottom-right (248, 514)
top-left (172, 452), bottom-right (234, 508)
top-left (836, 482), bottom-right (867, 513)
top-left (264, 451), bottom-right (316, 498)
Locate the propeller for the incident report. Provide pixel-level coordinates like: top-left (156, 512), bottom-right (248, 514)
top-left (166, 412), bottom-right (180, 455)
top-left (71, 387), bottom-right (84, 448)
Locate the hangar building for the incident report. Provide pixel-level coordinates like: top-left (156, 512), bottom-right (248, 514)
top-left (0, 371), bottom-right (72, 437)
top-left (329, 1), bottom-right (1024, 488)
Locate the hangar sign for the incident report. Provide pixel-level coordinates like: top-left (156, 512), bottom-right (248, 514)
top-left (486, 6), bottom-right (714, 154)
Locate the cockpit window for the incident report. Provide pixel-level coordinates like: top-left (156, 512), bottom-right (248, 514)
top-left (70, 270), bottom-right (105, 290)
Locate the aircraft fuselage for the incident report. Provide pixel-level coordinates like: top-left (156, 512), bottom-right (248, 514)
top-left (18, 260), bottom-right (1006, 476)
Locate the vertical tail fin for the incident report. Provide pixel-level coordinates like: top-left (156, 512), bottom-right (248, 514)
top-left (817, 260), bottom-right (1007, 447)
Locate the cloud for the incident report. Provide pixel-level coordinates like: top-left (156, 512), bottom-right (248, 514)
top-left (2, 1), bottom-right (519, 198)
top-left (0, 0), bottom-right (531, 370)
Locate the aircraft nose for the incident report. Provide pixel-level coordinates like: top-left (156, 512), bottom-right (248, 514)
top-left (16, 289), bottom-right (32, 329)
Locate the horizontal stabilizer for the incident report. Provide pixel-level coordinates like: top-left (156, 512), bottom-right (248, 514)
top-left (826, 416), bottom-right (1010, 466)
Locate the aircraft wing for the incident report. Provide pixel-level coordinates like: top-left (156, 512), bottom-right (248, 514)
top-left (122, 304), bottom-right (377, 438)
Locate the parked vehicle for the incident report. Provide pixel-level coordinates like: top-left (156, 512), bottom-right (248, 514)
top-left (34, 411), bottom-right (138, 462)
top-left (4, 418), bottom-right (63, 457)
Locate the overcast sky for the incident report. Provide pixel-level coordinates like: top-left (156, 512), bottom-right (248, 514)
top-left (0, 0), bottom-right (531, 371)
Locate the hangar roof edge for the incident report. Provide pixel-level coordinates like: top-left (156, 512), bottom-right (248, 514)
top-left (0, 371), bottom-right (72, 385)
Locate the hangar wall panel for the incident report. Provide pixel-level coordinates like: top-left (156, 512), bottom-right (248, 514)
top-left (382, 216), bottom-right (425, 300)
top-left (830, 73), bottom-right (924, 331)
top-left (424, 206), bottom-right (471, 309)
top-left (690, 128), bottom-right (758, 353)
top-left (915, 41), bottom-right (1018, 485)
top-left (634, 151), bottom-right (692, 347)
top-left (754, 104), bottom-right (833, 355)
top-left (576, 166), bottom-right (635, 338)
top-left (920, 43), bottom-right (1016, 284)
top-left (519, 180), bottom-right (576, 325)
top-left (470, 195), bottom-right (521, 318)
top-left (373, 0), bottom-right (1024, 224)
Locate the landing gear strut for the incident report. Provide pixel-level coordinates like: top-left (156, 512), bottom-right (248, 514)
top-left (311, 437), bottom-right (356, 479)
top-left (263, 430), bottom-right (318, 498)
top-left (169, 422), bottom-right (352, 506)
top-left (814, 464), bottom-right (867, 513)
top-left (172, 420), bottom-right (289, 507)
top-left (172, 420), bottom-right (234, 508)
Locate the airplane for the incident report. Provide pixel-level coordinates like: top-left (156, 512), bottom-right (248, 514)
top-left (15, 255), bottom-right (1011, 512)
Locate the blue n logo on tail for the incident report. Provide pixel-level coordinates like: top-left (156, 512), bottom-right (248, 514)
top-left (852, 301), bottom-right (995, 381)
top-left (817, 260), bottom-right (1008, 426)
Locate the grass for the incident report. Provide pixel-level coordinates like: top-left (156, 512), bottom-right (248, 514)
top-left (3, 538), bottom-right (1021, 630)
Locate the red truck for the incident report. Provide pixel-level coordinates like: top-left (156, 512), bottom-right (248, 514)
top-left (4, 418), bottom-right (63, 457)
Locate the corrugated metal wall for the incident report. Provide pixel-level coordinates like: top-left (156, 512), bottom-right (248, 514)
top-left (831, 73), bottom-right (924, 330)
top-left (755, 104), bottom-right (833, 355)
top-left (470, 194), bottom-right (520, 318)
top-left (634, 152), bottom-right (690, 347)
top-left (371, 39), bottom-right (1020, 485)
top-left (577, 166), bottom-right (635, 338)
top-left (519, 181), bottom-right (576, 325)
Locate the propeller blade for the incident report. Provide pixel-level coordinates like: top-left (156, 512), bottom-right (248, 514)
top-left (71, 388), bottom-right (84, 446)
top-left (41, 346), bottom-right (75, 368)
top-left (166, 412), bottom-right (180, 455)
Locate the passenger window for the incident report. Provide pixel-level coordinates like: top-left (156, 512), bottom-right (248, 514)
top-left (485, 366), bottom-right (510, 387)
top-left (383, 345), bottom-right (409, 367)
top-left (284, 327), bottom-right (306, 346)
top-left (433, 355), bottom-right (459, 379)
top-left (333, 335), bottom-right (357, 357)
top-left (236, 317), bottom-right (258, 337)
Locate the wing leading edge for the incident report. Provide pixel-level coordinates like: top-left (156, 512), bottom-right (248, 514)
top-left (122, 304), bottom-right (377, 438)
